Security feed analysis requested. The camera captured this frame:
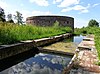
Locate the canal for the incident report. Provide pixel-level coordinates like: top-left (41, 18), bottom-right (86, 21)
top-left (0, 35), bottom-right (85, 74)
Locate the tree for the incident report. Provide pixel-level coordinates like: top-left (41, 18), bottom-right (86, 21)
top-left (88, 19), bottom-right (99, 27)
top-left (0, 7), bottom-right (6, 22)
top-left (14, 11), bottom-right (23, 25)
top-left (7, 14), bottom-right (14, 23)
top-left (54, 20), bottom-right (59, 27)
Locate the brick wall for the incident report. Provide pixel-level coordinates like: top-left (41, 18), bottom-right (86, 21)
top-left (26, 16), bottom-right (74, 30)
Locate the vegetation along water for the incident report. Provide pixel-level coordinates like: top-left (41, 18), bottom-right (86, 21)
top-left (0, 22), bottom-right (72, 45)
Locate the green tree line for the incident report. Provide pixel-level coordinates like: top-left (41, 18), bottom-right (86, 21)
top-left (0, 7), bottom-right (23, 25)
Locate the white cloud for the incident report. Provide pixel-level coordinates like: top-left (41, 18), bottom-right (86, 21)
top-left (80, 9), bottom-right (89, 13)
top-left (32, 10), bottom-right (52, 15)
top-left (73, 5), bottom-right (87, 10)
top-left (74, 18), bottom-right (88, 28)
top-left (20, 10), bottom-right (32, 21)
top-left (73, 5), bottom-right (89, 13)
top-left (57, 0), bottom-right (80, 7)
top-left (53, 0), bottom-right (62, 4)
top-left (42, 57), bottom-right (50, 61)
top-left (0, 0), bottom-right (9, 9)
top-left (29, 0), bottom-right (49, 6)
top-left (61, 8), bottom-right (73, 12)
top-left (20, 4), bottom-right (24, 7)
top-left (4, 62), bottom-right (62, 74)
top-left (61, 5), bottom-right (90, 13)
top-left (5, 9), bottom-right (52, 21)
top-left (93, 3), bottom-right (100, 7)
top-left (10, 10), bottom-right (52, 21)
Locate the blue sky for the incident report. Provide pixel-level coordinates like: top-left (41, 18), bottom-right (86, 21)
top-left (0, 0), bottom-right (100, 28)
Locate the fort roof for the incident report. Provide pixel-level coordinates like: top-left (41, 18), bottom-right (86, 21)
top-left (26, 15), bottom-right (74, 19)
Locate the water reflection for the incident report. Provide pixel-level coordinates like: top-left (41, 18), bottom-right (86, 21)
top-left (63, 35), bottom-right (86, 44)
top-left (0, 53), bottom-right (72, 74)
top-left (0, 35), bottom-right (85, 74)
top-left (43, 35), bottom-right (85, 53)
top-left (0, 49), bottom-right (39, 72)
top-left (73, 35), bottom-right (86, 44)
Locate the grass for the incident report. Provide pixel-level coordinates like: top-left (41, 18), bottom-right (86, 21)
top-left (74, 27), bottom-right (100, 61)
top-left (0, 22), bottom-right (72, 45)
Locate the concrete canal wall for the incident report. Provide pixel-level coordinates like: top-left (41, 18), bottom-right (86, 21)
top-left (68, 35), bottom-right (100, 74)
top-left (34, 33), bottom-right (72, 47)
top-left (0, 33), bottom-right (72, 60)
top-left (0, 42), bottom-right (37, 60)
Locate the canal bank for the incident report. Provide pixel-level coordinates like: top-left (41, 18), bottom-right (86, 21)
top-left (0, 34), bottom-right (85, 74)
top-left (69, 34), bottom-right (100, 74)
top-left (0, 33), bottom-right (72, 60)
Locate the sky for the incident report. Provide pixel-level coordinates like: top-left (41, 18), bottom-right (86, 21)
top-left (0, 0), bottom-right (100, 28)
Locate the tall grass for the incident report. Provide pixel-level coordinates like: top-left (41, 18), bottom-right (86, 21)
top-left (0, 22), bottom-right (72, 44)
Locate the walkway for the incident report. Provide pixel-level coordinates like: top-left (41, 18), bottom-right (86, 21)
top-left (69, 35), bottom-right (100, 74)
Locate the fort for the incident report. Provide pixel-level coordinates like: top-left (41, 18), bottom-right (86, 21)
top-left (26, 15), bottom-right (74, 30)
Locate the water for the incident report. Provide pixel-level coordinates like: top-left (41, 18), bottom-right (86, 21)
top-left (0, 35), bottom-right (85, 74)
top-left (73, 35), bottom-right (86, 44)
top-left (43, 35), bottom-right (86, 53)
top-left (0, 53), bottom-right (72, 74)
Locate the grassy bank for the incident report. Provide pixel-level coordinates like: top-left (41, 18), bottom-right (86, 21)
top-left (74, 27), bottom-right (100, 60)
top-left (0, 22), bottom-right (72, 45)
